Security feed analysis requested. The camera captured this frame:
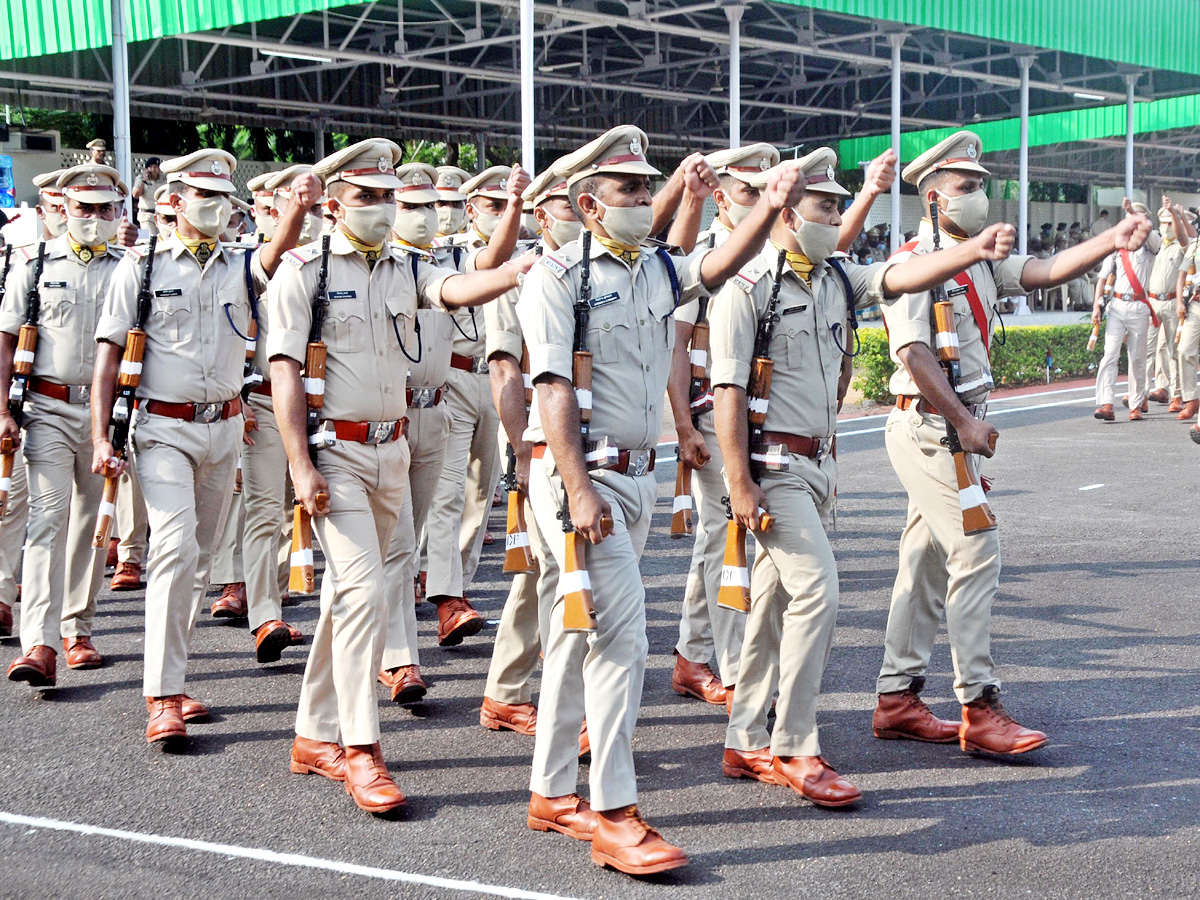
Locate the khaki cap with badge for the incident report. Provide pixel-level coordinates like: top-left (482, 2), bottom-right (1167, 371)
top-left (706, 142), bottom-right (780, 189)
top-left (86, 139), bottom-right (107, 151)
top-left (246, 172), bottom-right (275, 200)
top-left (264, 164), bottom-right (315, 197)
top-left (161, 148), bottom-right (238, 193)
top-left (434, 166), bottom-right (471, 202)
top-left (153, 183), bottom-right (174, 216)
top-left (32, 170), bottom-right (65, 202)
top-left (791, 147), bottom-right (851, 197)
top-left (462, 166), bottom-right (513, 201)
top-left (55, 164), bottom-right (125, 204)
top-left (901, 130), bottom-right (989, 186)
top-left (393, 163), bottom-right (441, 204)
top-left (555, 125), bottom-right (661, 186)
top-left (523, 167), bottom-right (570, 207)
top-left (311, 138), bottom-right (403, 190)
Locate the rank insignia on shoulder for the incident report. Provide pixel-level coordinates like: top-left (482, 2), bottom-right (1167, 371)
top-left (730, 270), bottom-right (762, 293)
top-left (540, 253), bottom-right (572, 278)
top-left (283, 244), bottom-right (322, 268)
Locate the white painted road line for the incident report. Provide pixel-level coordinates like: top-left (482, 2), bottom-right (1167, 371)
top-left (837, 396), bottom-right (1097, 438)
top-left (0, 812), bottom-right (585, 900)
top-left (1078, 484), bottom-right (1106, 491)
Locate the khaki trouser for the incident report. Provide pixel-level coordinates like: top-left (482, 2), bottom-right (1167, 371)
top-left (381, 402), bottom-right (450, 671)
top-left (527, 452), bottom-right (654, 812)
top-left (210, 487), bottom-right (244, 585)
top-left (0, 441), bottom-right (28, 606)
top-left (295, 438), bottom-right (409, 746)
top-left (725, 454), bottom-right (838, 758)
top-left (241, 393), bottom-right (291, 630)
top-left (674, 412), bottom-right (745, 687)
top-left (1095, 300), bottom-right (1149, 407)
top-left (18, 396), bottom-right (106, 650)
top-left (1146, 297), bottom-right (1180, 396)
top-left (115, 467), bottom-right (148, 567)
top-left (132, 412), bottom-right (240, 697)
top-left (876, 406), bottom-right (1001, 704)
top-left (423, 367), bottom-right (501, 600)
top-left (1177, 301), bottom-right (1200, 403)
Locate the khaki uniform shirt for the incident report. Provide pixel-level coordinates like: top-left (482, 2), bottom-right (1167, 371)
top-left (709, 245), bottom-right (889, 440)
top-left (135, 173), bottom-right (166, 215)
top-left (517, 233), bottom-right (709, 451)
top-left (96, 234), bottom-right (268, 403)
top-left (1097, 230), bottom-right (1163, 298)
top-left (1, 236), bottom-right (123, 386)
top-left (266, 230), bottom-right (456, 422)
top-left (883, 220), bottom-right (1033, 403)
top-left (1148, 238), bottom-right (1185, 296)
top-left (485, 237), bottom-right (550, 362)
top-left (396, 244), bottom-right (454, 391)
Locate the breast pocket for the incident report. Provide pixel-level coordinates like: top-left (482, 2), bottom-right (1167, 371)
top-left (646, 291), bottom-right (677, 352)
top-left (40, 285), bottom-right (78, 328)
top-left (778, 311), bottom-right (814, 368)
top-left (386, 296), bottom-right (417, 357)
top-left (327, 297), bottom-right (367, 353)
top-left (151, 291), bottom-right (194, 342)
top-left (592, 318), bottom-right (631, 365)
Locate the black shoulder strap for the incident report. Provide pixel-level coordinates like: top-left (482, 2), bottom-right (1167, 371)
top-left (243, 248), bottom-right (259, 323)
top-left (828, 258), bottom-right (855, 322)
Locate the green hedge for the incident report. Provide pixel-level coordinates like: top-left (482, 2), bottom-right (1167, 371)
top-left (851, 321), bottom-right (1125, 402)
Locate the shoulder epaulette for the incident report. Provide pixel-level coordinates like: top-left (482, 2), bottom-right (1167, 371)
top-left (282, 243), bottom-right (324, 269)
top-left (124, 244), bottom-right (148, 260)
top-left (391, 243), bottom-right (434, 262)
top-left (539, 242), bottom-right (583, 279)
top-left (17, 246), bottom-right (36, 263)
top-left (729, 255), bottom-right (770, 294)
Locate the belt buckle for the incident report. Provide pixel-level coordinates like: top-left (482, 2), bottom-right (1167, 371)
top-left (630, 450), bottom-right (651, 477)
top-left (473, 358), bottom-right (489, 375)
top-left (194, 402), bottom-right (223, 423)
top-left (367, 420), bottom-right (396, 445)
top-left (69, 384), bottom-right (90, 404)
top-left (410, 387), bottom-right (435, 408)
top-left (815, 438), bottom-right (833, 461)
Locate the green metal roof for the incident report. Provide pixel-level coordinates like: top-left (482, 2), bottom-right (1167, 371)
top-left (2, 0), bottom-right (359, 61)
top-left (836, 92), bottom-right (1200, 166)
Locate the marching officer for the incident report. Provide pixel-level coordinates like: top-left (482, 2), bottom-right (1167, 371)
top-left (1, 165), bottom-right (127, 685)
top-left (877, 132), bottom-right (1151, 755)
top-left (246, 173), bottom-right (278, 242)
top-left (434, 166), bottom-right (471, 240)
top-left (518, 125), bottom-right (808, 876)
top-left (130, 157), bottom-right (165, 234)
top-left (270, 139), bottom-right (534, 813)
top-left (1145, 201), bottom-right (1188, 408)
top-left (1175, 215), bottom-right (1200, 425)
top-left (91, 148), bottom-right (309, 747)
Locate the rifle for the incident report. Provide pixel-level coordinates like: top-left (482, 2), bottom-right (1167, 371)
top-left (502, 443), bottom-right (535, 574)
top-left (93, 236), bottom-right (156, 548)
top-left (670, 295), bottom-right (713, 538)
top-left (561, 230), bottom-right (614, 632)
top-left (0, 244), bottom-right (20, 515)
top-left (716, 250), bottom-right (787, 614)
top-left (1176, 261), bottom-right (1195, 346)
top-left (928, 201), bottom-right (996, 536)
top-left (1089, 267), bottom-right (1115, 351)
top-left (289, 234), bottom-right (333, 594)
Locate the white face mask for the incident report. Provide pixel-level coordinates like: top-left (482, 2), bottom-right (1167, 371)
top-left (42, 205), bottom-right (66, 237)
top-left (723, 198), bottom-right (755, 228)
top-left (437, 204), bottom-right (466, 235)
top-left (181, 195), bottom-right (232, 239)
top-left (258, 212), bottom-right (277, 241)
top-left (156, 217), bottom-right (176, 239)
top-left (299, 212), bottom-right (322, 244)
top-left (587, 194), bottom-right (655, 247)
top-left (1162, 224), bottom-right (1176, 242)
top-left (544, 213), bottom-right (583, 249)
top-left (936, 189), bottom-right (989, 237)
top-left (393, 205), bottom-right (438, 247)
top-left (340, 202), bottom-right (396, 245)
top-left (471, 205), bottom-right (502, 241)
top-left (221, 221), bottom-right (242, 243)
top-left (67, 213), bottom-right (119, 247)
top-left (793, 217), bottom-right (840, 266)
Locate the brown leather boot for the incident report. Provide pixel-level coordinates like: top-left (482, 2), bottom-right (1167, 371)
top-left (105, 537), bottom-right (119, 569)
top-left (1148, 388), bottom-right (1169, 403)
top-left (254, 620), bottom-right (292, 663)
top-left (7, 645), bottom-right (56, 687)
top-left (671, 653), bottom-right (727, 704)
top-left (180, 695), bottom-right (209, 722)
top-left (344, 743), bottom-right (406, 813)
top-left (1129, 407), bottom-right (1144, 421)
top-left (211, 583), bottom-right (247, 619)
top-left (63, 637), bottom-right (103, 670)
top-left (1191, 423), bottom-right (1200, 445)
top-left (771, 756), bottom-right (862, 808)
top-left (591, 806), bottom-right (689, 875)
top-left (578, 721), bottom-right (590, 759)
top-left (145, 696), bottom-right (187, 745)
top-left (480, 697), bottom-right (538, 734)
top-left (960, 686), bottom-right (1047, 755)
top-left (1168, 396), bottom-right (1184, 413)
top-left (289, 736), bottom-right (348, 781)
top-left (378, 665), bottom-right (427, 704)
top-left (527, 793), bottom-right (598, 841)
top-left (1093, 404), bottom-right (1114, 421)
top-left (721, 747), bottom-right (779, 783)
top-left (433, 596), bottom-right (483, 646)
top-left (0, 601), bottom-right (11, 637)
top-left (286, 623), bottom-right (303, 644)
top-left (110, 562), bottom-right (142, 591)
top-left (873, 679), bottom-right (959, 743)
top-left (1177, 399), bottom-right (1199, 421)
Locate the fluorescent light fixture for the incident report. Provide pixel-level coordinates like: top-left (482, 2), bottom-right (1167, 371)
top-left (261, 49), bottom-right (332, 64)
top-left (537, 61), bottom-right (580, 73)
top-left (1072, 91), bottom-right (1105, 101)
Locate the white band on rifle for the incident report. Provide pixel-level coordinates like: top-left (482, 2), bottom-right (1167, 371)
top-left (690, 348), bottom-right (707, 367)
top-left (303, 377), bottom-right (325, 395)
top-left (748, 395), bottom-right (769, 415)
top-left (673, 494), bottom-right (692, 513)
top-left (14, 350), bottom-right (34, 365)
top-left (245, 338), bottom-right (257, 352)
top-left (523, 373), bottom-right (533, 389)
top-left (291, 548), bottom-right (314, 567)
top-left (958, 483), bottom-right (988, 512)
top-left (560, 569), bottom-right (591, 595)
top-left (935, 332), bottom-right (960, 350)
top-left (720, 564), bottom-right (750, 588)
top-left (97, 501), bottom-right (115, 518)
top-left (955, 372), bottom-right (993, 394)
top-left (574, 387), bottom-right (592, 410)
top-left (505, 531), bottom-right (530, 550)
top-left (119, 360), bottom-right (142, 377)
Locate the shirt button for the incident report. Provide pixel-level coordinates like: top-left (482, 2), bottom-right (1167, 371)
top-left (644, 365), bottom-right (650, 372)
top-left (374, 313), bottom-right (379, 319)
top-left (204, 338), bottom-right (211, 344)
top-left (639, 319), bottom-right (646, 326)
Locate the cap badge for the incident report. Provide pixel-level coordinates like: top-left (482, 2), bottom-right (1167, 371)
top-left (759, 158), bottom-right (769, 171)
top-left (378, 155), bottom-right (390, 173)
top-left (411, 173), bottom-right (422, 185)
top-left (966, 143), bottom-right (978, 159)
top-left (826, 164), bottom-right (836, 182)
top-left (629, 137), bottom-right (643, 157)
top-left (211, 160), bottom-right (223, 175)
top-left (85, 172), bottom-right (99, 186)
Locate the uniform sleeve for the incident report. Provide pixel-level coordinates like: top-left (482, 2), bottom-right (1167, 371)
top-left (1146, 230), bottom-right (1163, 255)
top-left (415, 260), bottom-right (457, 310)
top-left (95, 251), bottom-right (143, 347)
top-left (708, 281), bottom-right (758, 390)
top-left (464, 246), bottom-right (485, 274)
top-left (844, 259), bottom-right (895, 310)
top-left (516, 264), bottom-right (573, 383)
top-left (677, 247), bottom-right (712, 306)
top-left (1098, 255), bottom-right (1115, 279)
top-left (673, 298), bottom-right (700, 325)
top-left (265, 261), bottom-right (314, 365)
top-left (484, 286), bottom-right (524, 361)
top-left (0, 255), bottom-right (33, 337)
top-left (249, 246), bottom-right (270, 295)
top-left (992, 253), bottom-right (1034, 299)
top-left (879, 249), bottom-right (932, 352)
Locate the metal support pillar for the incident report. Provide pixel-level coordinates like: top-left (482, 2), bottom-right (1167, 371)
top-left (111, 0), bottom-right (132, 188)
top-left (1015, 56), bottom-right (1033, 315)
top-left (889, 33), bottom-right (904, 254)
top-left (1125, 74), bottom-right (1138, 199)
top-left (519, 0), bottom-right (534, 173)
top-left (726, 4), bottom-right (744, 148)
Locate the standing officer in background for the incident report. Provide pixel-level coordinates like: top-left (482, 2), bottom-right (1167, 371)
top-left (1092, 200), bottom-right (1161, 422)
top-left (91, 149), bottom-right (310, 747)
top-left (1145, 201), bottom-right (1188, 409)
top-left (423, 165), bottom-right (528, 646)
top-left (246, 173), bottom-right (278, 243)
top-left (519, 126), bottom-right (809, 876)
top-left (1174, 213), bottom-right (1200, 425)
top-left (131, 158), bottom-right (165, 234)
top-left (270, 139), bottom-right (534, 814)
top-left (1, 165), bottom-right (127, 685)
top-left (86, 140), bottom-right (107, 166)
top-left (876, 132), bottom-right (1151, 756)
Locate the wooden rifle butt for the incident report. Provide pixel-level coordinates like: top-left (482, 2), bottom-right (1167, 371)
top-left (245, 318), bottom-right (258, 363)
top-left (572, 350), bottom-right (593, 426)
top-left (0, 436), bottom-right (13, 518)
top-left (1087, 322), bottom-right (1100, 351)
top-left (717, 519), bottom-right (751, 613)
top-left (689, 322), bottom-right (710, 380)
top-left (118, 329), bottom-right (146, 389)
top-left (91, 471), bottom-right (121, 549)
top-left (234, 457), bottom-right (243, 494)
top-left (13, 324), bottom-right (37, 376)
top-left (953, 451), bottom-right (997, 535)
top-left (561, 530), bottom-right (597, 632)
top-left (520, 346), bottom-right (533, 408)
top-left (756, 507), bottom-right (775, 532)
top-left (304, 342), bottom-right (327, 410)
top-left (670, 461), bottom-right (693, 538)
top-left (503, 489), bottom-right (536, 574)
top-left (288, 502), bottom-right (316, 594)
top-left (1177, 309), bottom-right (1187, 345)
top-left (933, 300), bottom-right (960, 363)
top-left (747, 357), bottom-right (773, 427)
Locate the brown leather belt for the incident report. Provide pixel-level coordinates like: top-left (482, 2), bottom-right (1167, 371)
top-left (250, 382), bottom-right (272, 397)
top-left (450, 353), bottom-right (488, 374)
top-left (143, 397), bottom-right (242, 423)
top-left (531, 442), bottom-right (656, 475)
top-left (896, 395), bottom-right (939, 416)
top-left (406, 387), bottom-right (444, 408)
top-left (329, 417), bottom-right (408, 444)
top-left (29, 378), bottom-right (90, 404)
top-left (760, 431), bottom-right (826, 460)
top-left (1149, 292), bottom-right (1174, 301)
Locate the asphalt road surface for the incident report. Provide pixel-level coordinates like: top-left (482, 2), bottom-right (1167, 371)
top-left (1, 383), bottom-right (1197, 899)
